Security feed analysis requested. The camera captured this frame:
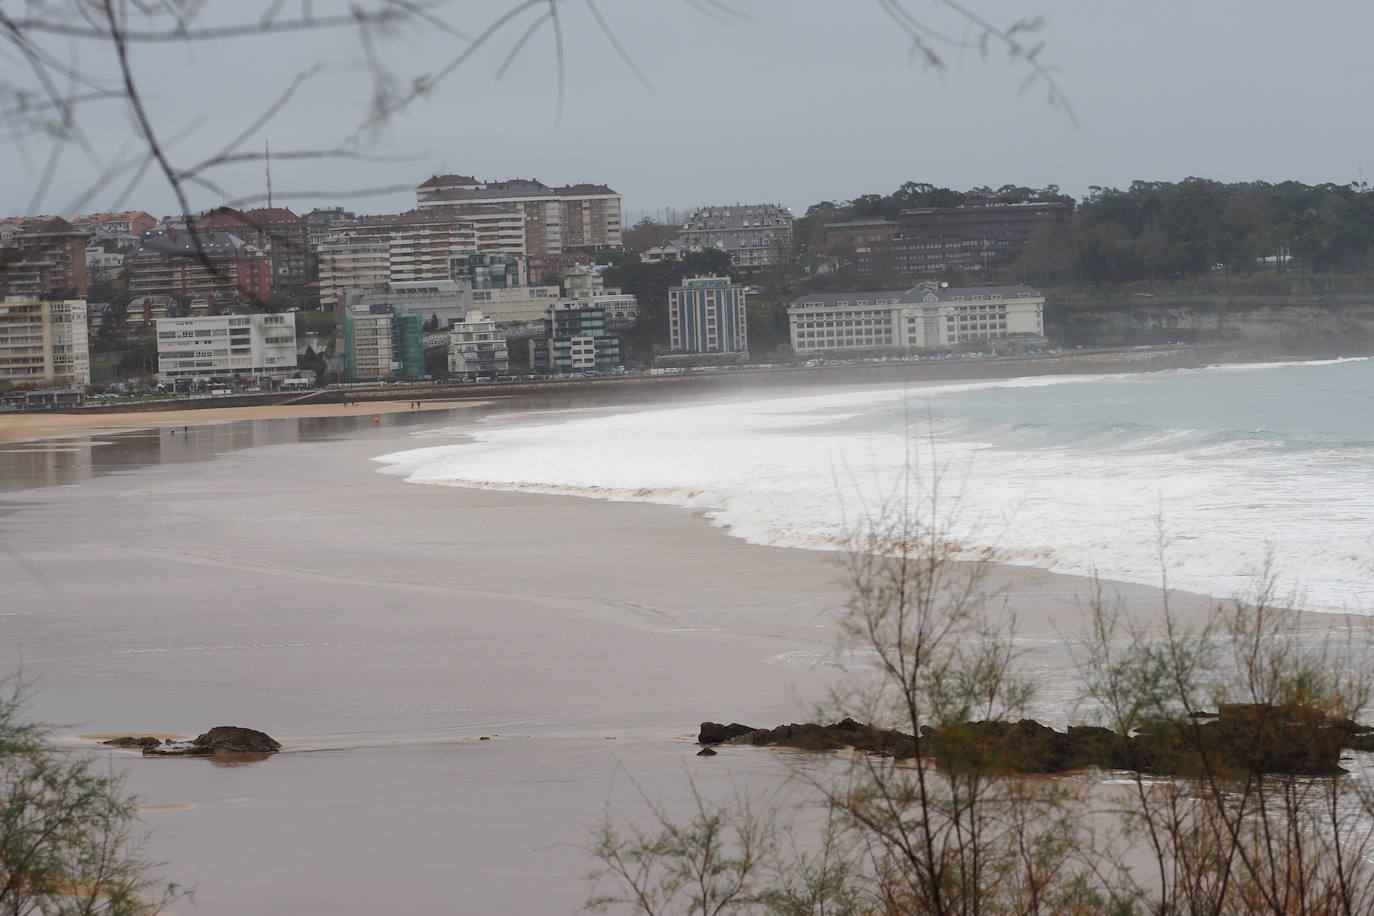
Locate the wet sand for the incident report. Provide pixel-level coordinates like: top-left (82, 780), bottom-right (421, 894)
top-left (0, 388), bottom-right (1351, 913)
top-left (0, 398), bottom-right (490, 444)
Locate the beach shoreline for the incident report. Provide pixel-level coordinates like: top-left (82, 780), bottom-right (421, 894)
top-left (0, 341), bottom-right (1313, 446)
top-left (0, 397), bottom-right (495, 444)
top-left (2, 363), bottom-right (1364, 914)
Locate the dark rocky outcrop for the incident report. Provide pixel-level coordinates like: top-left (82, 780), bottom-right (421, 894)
top-left (102, 736), bottom-right (163, 750)
top-left (138, 726), bottom-right (281, 757)
top-left (697, 722), bottom-right (758, 744)
top-left (699, 704), bottom-right (1369, 777)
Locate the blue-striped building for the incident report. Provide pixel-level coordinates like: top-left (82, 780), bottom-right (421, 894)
top-left (668, 276), bottom-right (749, 354)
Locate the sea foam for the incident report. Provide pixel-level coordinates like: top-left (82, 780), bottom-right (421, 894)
top-left (376, 363), bottom-right (1374, 615)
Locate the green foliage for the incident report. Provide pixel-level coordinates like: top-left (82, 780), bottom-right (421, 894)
top-left (115, 340), bottom-right (157, 377)
top-left (795, 182), bottom-right (1073, 255)
top-left (743, 300), bottom-right (791, 359)
top-left (261, 292), bottom-right (320, 313)
top-left (605, 250), bottom-right (736, 364)
top-left (587, 495), bottom-right (1374, 915)
top-left (86, 279), bottom-right (131, 309)
top-left (796, 176), bottom-right (1374, 289)
top-left (423, 345), bottom-right (448, 379)
top-left (0, 681), bottom-right (181, 914)
top-left (294, 310), bottom-right (336, 335)
top-left (299, 344), bottom-right (328, 381)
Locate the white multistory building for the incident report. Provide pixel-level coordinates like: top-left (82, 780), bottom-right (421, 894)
top-left (318, 210), bottom-right (478, 302)
top-left (788, 283), bottom-right (1045, 354)
top-left (673, 204), bottom-right (793, 269)
top-left (561, 265), bottom-right (637, 328)
top-left (155, 313), bottom-right (297, 381)
top-left (447, 310), bottom-right (508, 378)
top-left (0, 298), bottom-right (89, 387)
top-left (415, 174), bottom-right (623, 255)
top-left (469, 284), bottom-right (562, 327)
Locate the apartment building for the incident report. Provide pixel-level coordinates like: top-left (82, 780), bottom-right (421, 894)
top-left (437, 203), bottom-right (527, 255)
top-left (415, 174), bottom-right (622, 255)
top-left (788, 283), bottom-right (1045, 354)
top-left (561, 265), bottom-right (637, 329)
top-left (451, 252), bottom-right (526, 289)
top-left (447, 310), bottom-right (508, 378)
top-left (302, 207), bottom-right (356, 250)
top-left (854, 202), bottom-right (1069, 277)
top-left (0, 298), bottom-right (90, 387)
top-left (71, 211), bottom-right (157, 241)
top-left (668, 276), bottom-right (748, 354)
top-left (532, 303), bottom-right (621, 373)
top-left (85, 247), bottom-right (125, 281)
top-left (822, 219), bottom-right (900, 252)
top-left (192, 207), bottom-right (312, 292)
top-left (339, 280), bottom-right (472, 330)
top-left (318, 210), bottom-right (477, 302)
top-left (126, 228), bottom-right (271, 303)
top-left (673, 204), bottom-right (793, 269)
top-left (469, 284), bottom-right (561, 327)
top-left (0, 216), bottom-right (89, 299)
top-left (155, 313), bottom-right (297, 381)
top-left (342, 308), bottom-right (424, 381)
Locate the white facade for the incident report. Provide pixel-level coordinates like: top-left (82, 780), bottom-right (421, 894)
top-left (318, 212), bottom-right (477, 302)
top-left (346, 313), bottom-right (395, 380)
top-left (788, 283), bottom-right (1045, 354)
top-left (415, 176), bottom-right (623, 254)
top-left (155, 313), bottom-right (297, 381)
top-left (568, 335), bottom-right (596, 370)
top-left (561, 265), bottom-right (637, 326)
top-left (340, 280), bottom-right (472, 330)
top-left (470, 284), bottom-right (561, 327)
top-left (318, 237), bottom-right (389, 302)
top-left (447, 310), bottom-right (509, 377)
top-left (0, 298), bottom-right (89, 387)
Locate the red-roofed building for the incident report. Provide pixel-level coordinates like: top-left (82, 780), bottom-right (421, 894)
top-left (126, 227), bottom-right (270, 303)
top-left (0, 216), bottom-right (89, 298)
top-left (72, 210), bottom-right (157, 239)
top-left (190, 206), bottom-right (310, 293)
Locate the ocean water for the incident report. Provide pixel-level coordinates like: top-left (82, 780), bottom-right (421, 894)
top-left (376, 358), bottom-right (1374, 615)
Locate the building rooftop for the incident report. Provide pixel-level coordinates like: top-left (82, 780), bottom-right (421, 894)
top-left (791, 283), bottom-right (1042, 305)
top-left (1, 215), bottom-right (85, 236)
top-left (420, 178), bottom-right (618, 202)
top-left (343, 209), bottom-right (477, 229)
top-left (417, 174), bottom-right (479, 189)
top-left (240, 207), bottom-right (306, 226)
top-left (129, 229), bottom-right (264, 260)
top-left (72, 211), bottom-right (154, 225)
top-left (680, 203), bottom-right (792, 232)
top-left (823, 218), bottom-right (899, 229)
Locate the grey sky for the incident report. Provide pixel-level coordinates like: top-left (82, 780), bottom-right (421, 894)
top-left (4, 1), bottom-right (1372, 221)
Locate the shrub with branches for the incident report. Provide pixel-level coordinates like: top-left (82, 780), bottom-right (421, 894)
top-left (0, 681), bottom-right (181, 916)
top-left (585, 490), bottom-right (1374, 915)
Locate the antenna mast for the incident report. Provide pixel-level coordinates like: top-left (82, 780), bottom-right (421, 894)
top-left (265, 140), bottom-right (273, 208)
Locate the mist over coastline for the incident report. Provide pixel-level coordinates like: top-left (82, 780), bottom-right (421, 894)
top-left (378, 358), bottom-right (1374, 614)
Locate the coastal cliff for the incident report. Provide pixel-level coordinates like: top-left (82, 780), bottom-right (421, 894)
top-left (1051, 295), bottom-right (1374, 351)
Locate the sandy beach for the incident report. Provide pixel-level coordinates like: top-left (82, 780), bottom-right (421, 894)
top-left (0, 379), bottom-right (1351, 914)
top-left (0, 398), bottom-right (491, 444)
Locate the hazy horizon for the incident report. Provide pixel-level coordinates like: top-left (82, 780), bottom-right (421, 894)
top-left (3, 1), bottom-right (1371, 221)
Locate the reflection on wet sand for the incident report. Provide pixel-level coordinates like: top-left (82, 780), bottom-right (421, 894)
top-left (0, 410), bottom-right (471, 493)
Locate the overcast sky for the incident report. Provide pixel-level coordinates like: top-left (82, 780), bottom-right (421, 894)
top-left (4, 1), bottom-right (1372, 222)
